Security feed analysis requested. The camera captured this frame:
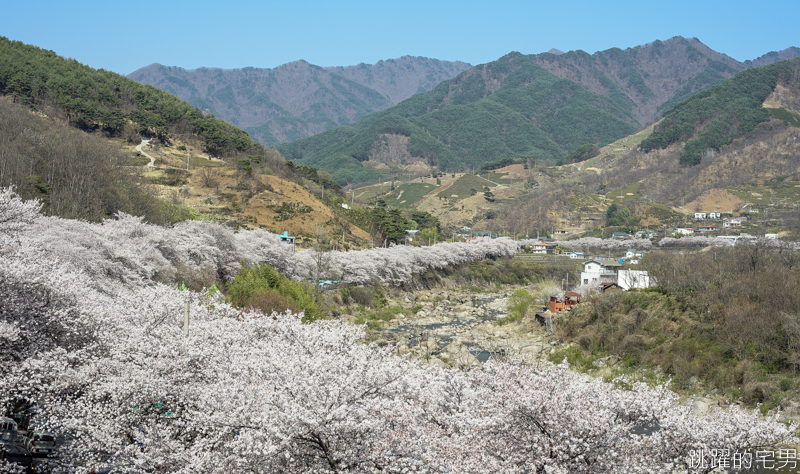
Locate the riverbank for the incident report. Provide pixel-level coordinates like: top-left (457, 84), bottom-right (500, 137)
top-left (348, 284), bottom-right (800, 424)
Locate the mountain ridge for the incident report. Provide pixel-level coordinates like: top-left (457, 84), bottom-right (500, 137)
top-left (275, 37), bottom-right (799, 186)
top-left (128, 56), bottom-right (472, 145)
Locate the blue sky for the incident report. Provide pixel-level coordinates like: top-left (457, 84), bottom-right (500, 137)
top-left (3, 0), bottom-right (798, 75)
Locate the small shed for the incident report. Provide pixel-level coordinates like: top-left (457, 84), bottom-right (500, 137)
top-left (278, 232), bottom-right (296, 252)
top-left (600, 282), bottom-right (622, 294)
top-left (549, 292), bottom-right (581, 313)
top-left (535, 311), bottom-right (554, 333)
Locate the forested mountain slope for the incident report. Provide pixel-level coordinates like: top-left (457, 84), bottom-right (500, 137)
top-left (529, 36), bottom-right (755, 124)
top-left (276, 37), bottom-right (799, 186)
top-left (0, 36), bottom-right (261, 158)
top-left (278, 52), bottom-right (640, 185)
top-left (642, 57), bottom-right (800, 165)
top-left (484, 58), bottom-right (800, 236)
top-left (128, 57), bottom-right (472, 145)
top-left (0, 36), bottom-right (346, 227)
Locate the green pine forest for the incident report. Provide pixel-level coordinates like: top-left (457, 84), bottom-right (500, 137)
top-left (642, 57), bottom-right (800, 165)
top-left (278, 52), bottom-right (639, 185)
top-left (0, 36), bottom-right (259, 158)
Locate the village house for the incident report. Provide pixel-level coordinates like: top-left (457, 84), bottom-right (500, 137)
top-left (699, 225), bottom-right (718, 232)
top-left (717, 235), bottom-right (740, 243)
top-left (693, 212), bottom-right (707, 219)
top-left (581, 259), bottom-right (622, 285)
top-left (723, 219), bottom-right (742, 228)
top-left (708, 212), bottom-right (721, 219)
top-left (611, 232), bottom-right (630, 240)
top-left (625, 249), bottom-right (644, 259)
top-left (532, 243), bottom-right (557, 254)
top-left (554, 229), bottom-right (569, 235)
top-left (566, 251), bottom-right (585, 259)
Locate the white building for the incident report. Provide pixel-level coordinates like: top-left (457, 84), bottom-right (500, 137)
top-left (694, 212), bottom-right (707, 219)
top-left (581, 259), bottom-right (622, 285)
top-left (618, 270), bottom-right (651, 290)
top-left (532, 243), bottom-right (557, 254)
top-left (625, 249), bottom-right (644, 259)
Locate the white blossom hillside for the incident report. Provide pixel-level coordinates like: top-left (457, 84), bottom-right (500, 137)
top-left (2, 186), bottom-right (799, 473)
top-left (6, 191), bottom-right (516, 291)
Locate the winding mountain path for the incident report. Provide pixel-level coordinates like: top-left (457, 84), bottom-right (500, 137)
top-left (135, 138), bottom-right (156, 168)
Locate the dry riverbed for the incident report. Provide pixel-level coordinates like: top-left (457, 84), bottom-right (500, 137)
top-left (357, 286), bottom-right (800, 422)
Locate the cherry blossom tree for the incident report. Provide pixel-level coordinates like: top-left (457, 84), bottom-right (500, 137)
top-left (0, 186), bottom-right (42, 248)
top-left (2, 186), bottom-right (799, 473)
top-left (559, 237), bottom-right (653, 252)
top-left (659, 236), bottom-right (736, 248)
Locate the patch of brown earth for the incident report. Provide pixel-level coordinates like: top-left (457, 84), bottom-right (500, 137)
top-left (683, 189), bottom-right (745, 214)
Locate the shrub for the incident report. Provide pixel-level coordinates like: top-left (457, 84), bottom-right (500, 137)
top-left (341, 286), bottom-right (385, 308)
top-left (247, 288), bottom-right (301, 315)
top-left (228, 263), bottom-right (322, 321)
top-left (499, 289), bottom-right (531, 325)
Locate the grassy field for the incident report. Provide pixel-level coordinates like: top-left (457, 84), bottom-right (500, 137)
top-left (642, 202), bottom-right (681, 222)
top-left (566, 193), bottom-right (606, 213)
top-left (120, 155), bottom-right (151, 166)
top-left (354, 182), bottom-right (393, 203)
top-left (726, 180), bottom-right (800, 205)
top-left (768, 107), bottom-right (800, 127)
top-left (480, 172), bottom-right (513, 185)
top-left (437, 174), bottom-right (499, 199)
top-left (189, 156), bottom-right (226, 168)
top-left (581, 125), bottom-right (655, 170)
top-left (605, 182), bottom-right (642, 204)
top-left (386, 182), bottom-right (441, 208)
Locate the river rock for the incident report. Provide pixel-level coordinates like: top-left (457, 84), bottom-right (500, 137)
top-left (453, 352), bottom-right (479, 369)
top-left (691, 397), bottom-right (716, 415)
top-left (425, 337), bottom-right (439, 351)
top-left (522, 343), bottom-right (547, 356)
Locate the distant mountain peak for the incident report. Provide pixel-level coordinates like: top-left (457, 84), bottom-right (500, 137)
top-left (746, 46), bottom-right (800, 67)
top-left (546, 48), bottom-right (564, 55)
top-left (129, 56), bottom-right (472, 145)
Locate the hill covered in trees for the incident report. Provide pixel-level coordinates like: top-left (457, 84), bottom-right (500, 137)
top-left (642, 57), bottom-right (800, 165)
top-left (128, 57), bottom-right (472, 145)
top-left (276, 37), bottom-right (799, 186)
top-left (475, 58), bottom-right (800, 238)
top-left (0, 36), bottom-right (348, 227)
top-left (277, 52), bottom-right (639, 185)
top-left (0, 36), bottom-right (263, 158)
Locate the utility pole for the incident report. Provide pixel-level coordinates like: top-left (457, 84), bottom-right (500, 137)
top-left (183, 301), bottom-right (189, 337)
top-left (187, 149), bottom-right (190, 172)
